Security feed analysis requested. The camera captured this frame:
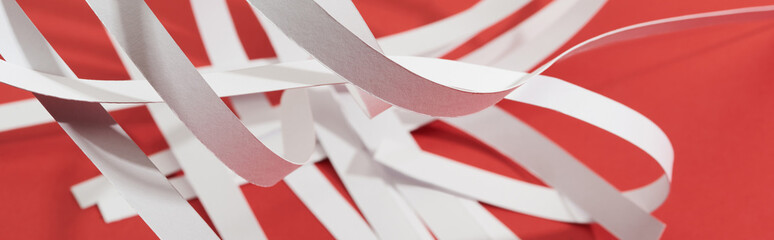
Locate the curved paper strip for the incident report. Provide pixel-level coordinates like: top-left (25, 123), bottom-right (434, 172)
top-left (258, 1), bottom-right (472, 237)
top-left (310, 87), bottom-right (435, 240)
top-left (248, 0), bottom-right (774, 119)
top-left (445, 106), bottom-right (666, 240)
top-left (245, 3), bottom-right (376, 238)
top-left (144, 2), bottom-right (269, 238)
top-left (0, 56), bottom-right (515, 103)
top-left (459, 0), bottom-right (605, 70)
top-left (189, 0), bottom-right (249, 67)
top-left (295, 2), bottom-right (518, 237)
top-left (0, 1), bottom-right (219, 239)
top-left (147, 103), bottom-right (268, 240)
top-left (73, 113), bottom-right (325, 223)
top-left (76, 73), bottom-right (669, 235)
top-left (284, 164), bottom-right (380, 240)
top-left (378, 0), bottom-right (530, 56)
top-left (3, 5), bottom-right (769, 106)
top-left (247, 0), bottom-right (515, 117)
top-left (311, 0), bottom-right (392, 117)
top-left (379, 76), bottom-right (673, 222)
top-left (85, 0), bottom-right (302, 186)
top-left (332, 91), bottom-right (518, 239)
top-left (3, 7), bottom-right (771, 232)
top-left (253, 0), bottom-right (391, 117)
top-left (253, 2), bottom-right (317, 165)
top-left (525, 5), bottom-right (774, 83)
top-left (507, 77), bottom-right (674, 179)
top-left (0, 3), bottom-right (768, 113)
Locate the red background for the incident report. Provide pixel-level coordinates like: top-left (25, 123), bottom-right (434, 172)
top-left (1, 0), bottom-right (774, 239)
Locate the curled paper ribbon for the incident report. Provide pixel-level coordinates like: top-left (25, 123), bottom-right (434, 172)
top-left (0, 5), bottom-right (768, 111)
top-left (157, 1), bottom-right (268, 239)
top-left (0, 1), bottom-right (220, 239)
top-left (85, 0), bottom-right (307, 187)
top-left (247, 0), bottom-right (515, 117)
top-left (2, 1), bottom-right (774, 239)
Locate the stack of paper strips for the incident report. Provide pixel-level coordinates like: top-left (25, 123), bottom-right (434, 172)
top-left (1, 0), bottom-right (773, 239)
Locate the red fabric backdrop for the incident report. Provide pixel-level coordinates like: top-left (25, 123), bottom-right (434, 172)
top-left (1, 0), bottom-right (773, 239)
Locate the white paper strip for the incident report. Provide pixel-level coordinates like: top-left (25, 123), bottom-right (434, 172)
top-left (85, 0), bottom-right (302, 186)
top-left (247, 0), bottom-right (515, 117)
top-left (189, 0), bottom-right (249, 67)
top-left (147, 103), bottom-right (267, 240)
top-left (284, 164), bottom-right (379, 240)
top-left (232, 2), bottom-right (375, 238)
top-left (4, 4), bottom-right (772, 240)
top-left (334, 91), bottom-right (518, 239)
top-left (71, 114), bottom-right (326, 222)
top-left (3, 4), bottom-right (772, 131)
top-left (459, 0), bottom-right (605, 70)
top-left (0, 0), bottom-right (520, 132)
top-left (446, 107), bottom-right (665, 239)
top-left (231, 93), bottom-right (377, 240)
top-left (0, 1), bottom-right (218, 239)
top-left (114, 3), bottom-right (269, 237)
top-left (379, 0), bottom-right (529, 57)
top-left (310, 87), bottom-right (434, 240)
top-left (376, 75), bottom-right (674, 239)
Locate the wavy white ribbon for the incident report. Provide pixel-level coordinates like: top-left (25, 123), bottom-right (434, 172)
top-left (2, 1), bottom-right (773, 239)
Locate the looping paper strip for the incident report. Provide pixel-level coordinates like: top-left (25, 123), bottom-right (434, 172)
top-left (2, 1), bottom-right (774, 239)
top-left (0, 1), bottom-right (219, 239)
